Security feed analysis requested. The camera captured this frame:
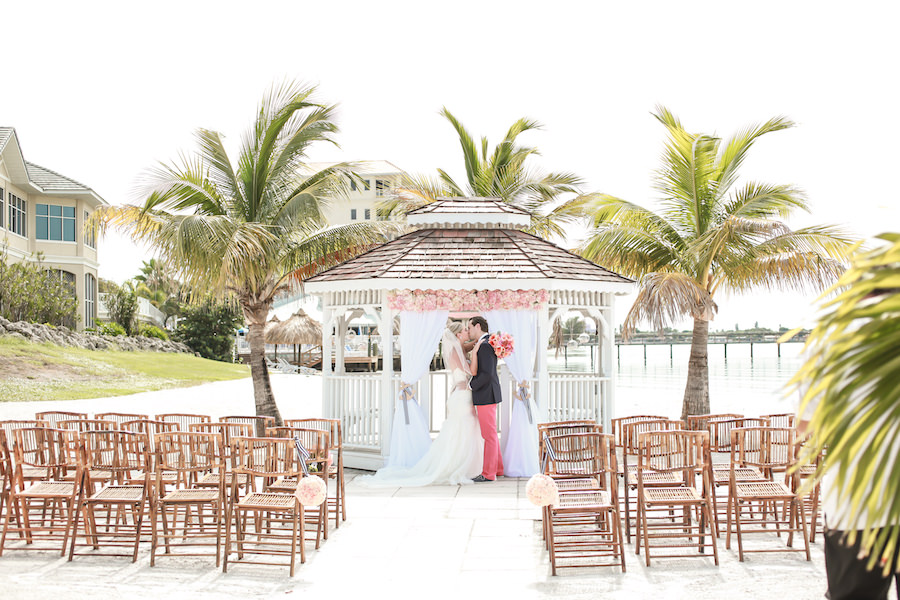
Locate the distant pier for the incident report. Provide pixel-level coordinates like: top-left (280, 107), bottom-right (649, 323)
top-left (614, 330), bottom-right (808, 360)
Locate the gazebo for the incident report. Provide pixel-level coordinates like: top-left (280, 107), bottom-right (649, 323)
top-left (304, 198), bottom-right (633, 471)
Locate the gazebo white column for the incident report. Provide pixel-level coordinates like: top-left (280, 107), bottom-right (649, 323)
top-left (379, 302), bottom-right (395, 462)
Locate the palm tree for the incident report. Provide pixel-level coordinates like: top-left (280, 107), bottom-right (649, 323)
top-left (134, 258), bottom-right (182, 327)
top-left (95, 81), bottom-right (395, 427)
top-left (580, 106), bottom-right (856, 418)
top-left (381, 107), bottom-right (586, 238)
top-left (791, 232), bottom-right (900, 575)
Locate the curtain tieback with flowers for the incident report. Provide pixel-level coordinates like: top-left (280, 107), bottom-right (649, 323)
top-left (398, 382), bottom-right (417, 425)
top-left (515, 381), bottom-right (534, 424)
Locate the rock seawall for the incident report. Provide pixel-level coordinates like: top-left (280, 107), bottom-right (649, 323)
top-left (0, 317), bottom-right (194, 354)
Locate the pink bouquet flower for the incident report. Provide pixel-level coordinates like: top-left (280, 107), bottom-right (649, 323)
top-left (488, 331), bottom-right (514, 359)
top-left (525, 474), bottom-right (559, 507)
top-left (295, 476), bottom-right (327, 507)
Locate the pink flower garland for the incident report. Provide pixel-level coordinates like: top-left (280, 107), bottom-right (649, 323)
top-left (526, 474), bottom-right (559, 507)
top-left (387, 289), bottom-right (548, 312)
top-left (295, 476), bottom-right (327, 507)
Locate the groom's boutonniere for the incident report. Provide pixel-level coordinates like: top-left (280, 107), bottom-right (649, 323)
top-left (488, 332), bottom-right (514, 359)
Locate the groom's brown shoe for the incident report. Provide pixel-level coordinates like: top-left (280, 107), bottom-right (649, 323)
top-left (472, 475), bottom-right (492, 482)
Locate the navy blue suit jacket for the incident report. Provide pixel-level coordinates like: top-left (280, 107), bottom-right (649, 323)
top-left (470, 335), bottom-right (502, 406)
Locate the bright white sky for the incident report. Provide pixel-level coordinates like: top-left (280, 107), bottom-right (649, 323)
top-left (5, 1), bottom-right (898, 330)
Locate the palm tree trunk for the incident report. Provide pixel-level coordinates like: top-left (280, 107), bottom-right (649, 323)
top-left (681, 317), bottom-right (710, 420)
top-left (246, 314), bottom-right (284, 432)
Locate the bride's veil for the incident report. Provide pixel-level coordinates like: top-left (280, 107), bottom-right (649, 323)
top-left (441, 329), bottom-right (468, 373)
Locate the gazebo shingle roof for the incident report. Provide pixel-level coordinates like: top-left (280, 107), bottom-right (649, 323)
top-left (306, 227), bottom-right (633, 285)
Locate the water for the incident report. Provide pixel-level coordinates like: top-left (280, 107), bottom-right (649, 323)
top-left (547, 342), bottom-right (805, 419)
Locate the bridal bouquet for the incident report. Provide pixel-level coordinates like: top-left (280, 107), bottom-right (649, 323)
top-left (488, 331), bottom-right (514, 359)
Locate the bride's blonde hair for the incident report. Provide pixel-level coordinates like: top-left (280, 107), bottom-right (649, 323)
top-left (446, 321), bottom-right (464, 335)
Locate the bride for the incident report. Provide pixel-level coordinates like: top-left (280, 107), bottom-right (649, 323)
top-left (358, 321), bottom-right (484, 486)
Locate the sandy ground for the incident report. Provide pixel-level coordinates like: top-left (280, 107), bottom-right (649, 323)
top-left (0, 373), bottom-right (860, 600)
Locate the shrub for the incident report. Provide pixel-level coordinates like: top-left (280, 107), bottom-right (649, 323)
top-left (137, 323), bottom-right (169, 340)
top-left (0, 252), bottom-right (79, 328)
top-left (97, 321), bottom-right (127, 336)
top-left (173, 300), bottom-right (242, 362)
top-left (102, 282), bottom-right (138, 336)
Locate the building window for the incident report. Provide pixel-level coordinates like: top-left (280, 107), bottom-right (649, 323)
top-left (365, 208), bottom-right (371, 220)
top-left (375, 179), bottom-right (390, 197)
top-left (0, 187), bottom-right (5, 228)
top-left (36, 204), bottom-right (76, 242)
top-left (350, 209), bottom-right (357, 220)
top-left (350, 178), bottom-right (371, 192)
top-left (85, 273), bottom-right (96, 329)
top-left (8, 193), bottom-right (26, 237)
top-left (84, 210), bottom-right (96, 248)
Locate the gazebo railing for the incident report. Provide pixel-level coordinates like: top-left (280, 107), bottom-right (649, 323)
top-left (545, 372), bottom-right (610, 423)
top-left (327, 373), bottom-right (388, 450)
top-left (328, 369), bottom-right (610, 455)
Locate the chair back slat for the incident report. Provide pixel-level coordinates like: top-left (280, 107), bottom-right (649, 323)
top-left (730, 427), bottom-right (796, 474)
top-left (685, 413), bottom-right (743, 432)
top-left (58, 419), bottom-right (117, 433)
top-left (232, 436), bottom-right (304, 479)
top-left (545, 432), bottom-right (617, 490)
top-left (155, 431), bottom-right (223, 473)
top-left (95, 412), bottom-right (149, 426)
top-left (221, 415), bottom-right (276, 437)
top-left (708, 417), bottom-right (767, 452)
top-left (34, 411), bottom-right (87, 427)
top-left (155, 413), bottom-right (212, 431)
top-left (611, 415), bottom-right (667, 447)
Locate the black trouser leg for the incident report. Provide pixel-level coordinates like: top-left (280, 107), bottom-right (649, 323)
top-left (824, 528), bottom-right (900, 600)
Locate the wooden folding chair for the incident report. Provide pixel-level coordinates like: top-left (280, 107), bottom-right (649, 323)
top-left (634, 430), bottom-right (718, 566)
top-left (150, 431), bottom-right (226, 566)
top-left (120, 419), bottom-right (179, 490)
top-left (0, 420), bottom-right (50, 484)
top-left (223, 437), bottom-right (308, 576)
top-left (68, 430), bottom-right (151, 562)
top-left (725, 427), bottom-right (810, 562)
top-left (620, 419), bottom-right (684, 543)
top-left (265, 426), bottom-right (330, 545)
top-left (544, 432), bottom-right (625, 574)
top-left (0, 427), bottom-right (81, 556)
top-left (191, 422), bottom-right (254, 499)
top-left (284, 418), bottom-right (346, 528)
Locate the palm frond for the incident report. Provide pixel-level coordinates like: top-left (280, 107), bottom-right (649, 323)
top-left (717, 116), bottom-right (795, 191)
top-left (621, 272), bottom-right (717, 338)
top-left (439, 107), bottom-right (480, 188)
top-left (790, 233), bottom-right (900, 575)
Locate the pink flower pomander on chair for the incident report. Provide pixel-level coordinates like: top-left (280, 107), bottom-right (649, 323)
top-left (526, 474), bottom-right (559, 507)
top-left (295, 476), bottom-right (327, 507)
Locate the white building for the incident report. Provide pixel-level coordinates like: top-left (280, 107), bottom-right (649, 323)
top-left (309, 160), bottom-right (405, 225)
top-left (0, 127), bottom-right (107, 331)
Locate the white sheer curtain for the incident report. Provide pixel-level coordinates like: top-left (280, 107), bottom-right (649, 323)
top-left (483, 309), bottom-right (540, 477)
top-left (385, 309), bottom-right (449, 468)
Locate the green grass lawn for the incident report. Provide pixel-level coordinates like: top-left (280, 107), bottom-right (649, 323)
top-left (0, 336), bottom-right (249, 402)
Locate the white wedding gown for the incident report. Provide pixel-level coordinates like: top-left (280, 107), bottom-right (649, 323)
top-left (358, 368), bottom-right (484, 486)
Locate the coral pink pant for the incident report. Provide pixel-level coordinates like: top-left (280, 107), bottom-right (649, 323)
top-left (476, 404), bottom-right (504, 480)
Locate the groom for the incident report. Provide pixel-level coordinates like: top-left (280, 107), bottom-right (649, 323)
top-left (468, 316), bottom-right (504, 482)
